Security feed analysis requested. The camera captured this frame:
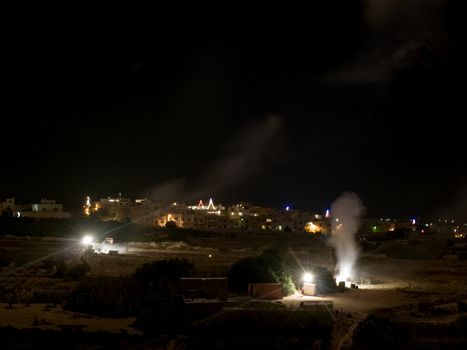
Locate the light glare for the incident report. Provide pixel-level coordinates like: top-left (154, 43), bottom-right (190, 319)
top-left (303, 272), bottom-right (313, 283)
top-left (81, 235), bottom-right (93, 245)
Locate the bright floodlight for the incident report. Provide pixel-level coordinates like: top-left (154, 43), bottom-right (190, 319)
top-left (81, 235), bottom-right (93, 245)
top-left (303, 272), bottom-right (313, 283)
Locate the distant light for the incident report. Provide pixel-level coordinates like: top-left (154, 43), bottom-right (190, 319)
top-left (208, 254), bottom-right (212, 258)
top-left (305, 221), bottom-right (321, 233)
top-left (286, 206), bottom-right (290, 211)
top-left (239, 212), bottom-right (243, 216)
top-left (207, 198), bottom-right (216, 210)
top-left (325, 209), bottom-right (330, 218)
top-left (335, 218), bottom-right (339, 222)
top-left (81, 235), bottom-right (93, 245)
top-left (173, 202), bottom-right (177, 206)
top-left (303, 272), bottom-right (313, 283)
top-left (411, 219), bottom-right (416, 225)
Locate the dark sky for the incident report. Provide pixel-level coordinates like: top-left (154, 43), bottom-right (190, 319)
top-left (2, 1), bottom-right (466, 220)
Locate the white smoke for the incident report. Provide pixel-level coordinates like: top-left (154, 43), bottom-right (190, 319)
top-left (330, 192), bottom-right (365, 281)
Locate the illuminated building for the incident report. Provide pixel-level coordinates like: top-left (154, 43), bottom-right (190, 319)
top-left (187, 198), bottom-right (225, 214)
top-left (19, 198), bottom-right (71, 219)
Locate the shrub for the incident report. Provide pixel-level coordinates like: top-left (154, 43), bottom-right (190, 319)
top-left (66, 258), bottom-right (195, 331)
top-left (312, 266), bottom-right (337, 294)
top-left (66, 275), bottom-right (138, 317)
top-left (66, 261), bottom-right (91, 281)
top-left (353, 314), bottom-right (407, 349)
top-left (0, 256), bottom-right (11, 267)
top-left (188, 309), bottom-right (335, 349)
top-left (228, 249), bottom-right (297, 295)
top-left (133, 258), bottom-right (194, 294)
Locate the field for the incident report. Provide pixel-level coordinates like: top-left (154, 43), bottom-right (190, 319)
top-left (1, 224), bottom-right (467, 347)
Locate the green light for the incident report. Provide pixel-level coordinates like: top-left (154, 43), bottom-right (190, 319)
top-left (372, 226), bottom-right (377, 232)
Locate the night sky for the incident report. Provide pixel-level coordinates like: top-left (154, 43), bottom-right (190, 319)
top-left (2, 1), bottom-right (466, 219)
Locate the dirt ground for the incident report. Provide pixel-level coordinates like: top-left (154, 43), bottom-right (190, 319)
top-left (1, 235), bottom-right (467, 339)
top-left (0, 303), bottom-right (139, 334)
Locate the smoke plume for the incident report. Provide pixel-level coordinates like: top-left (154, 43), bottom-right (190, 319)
top-left (145, 115), bottom-right (284, 204)
top-left (330, 192), bottom-right (365, 281)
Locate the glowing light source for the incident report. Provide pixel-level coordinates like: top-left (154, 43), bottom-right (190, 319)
top-left (84, 196), bottom-right (91, 216)
top-left (335, 264), bottom-right (352, 283)
top-left (81, 235), bottom-right (93, 245)
top-left (305, 221), bottom-right (321, 233)
top-left (207, 198), bottom-right (216, 210)
top-left (325, 209), bottom-right (330, 218)
top-left (286, 206), bottom-right (290, 211)
top-left (303, 272), bottom-right (313, 283)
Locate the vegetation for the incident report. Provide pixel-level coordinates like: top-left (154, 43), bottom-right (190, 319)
top-left (228, 249), bottom-right (297, 295)
top-left (353, 314), bottom-right (407, 349)
top-left (188, 309), bottom-right (335, 349)
top-left (66, 259), bottom-right (195, 333)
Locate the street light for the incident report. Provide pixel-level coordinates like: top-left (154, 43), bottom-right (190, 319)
top-left (303, 272), bottom-right (313, 283)
top-left (81, 234), bottom-right (93, 245)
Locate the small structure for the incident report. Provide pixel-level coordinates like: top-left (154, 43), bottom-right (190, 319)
top-left (248, 283), bottom-right (283, 300)
top-left (302, 283), bottom-right (316, 296)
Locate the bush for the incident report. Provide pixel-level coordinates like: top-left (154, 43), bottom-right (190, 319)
top-left (0, 256), bottom-right (11, 267)
top-left (312, 266), bottom-right (337, 294)
top-left (133, 258), bottom-right (194, 295)
top-left (228, 249), bottom-right (297, 295)
top-left (66, 276), bottom-right (137, 317)
top-left (66, 259), bottom-right (195, 332)
top-left (353, 314), bottom-right (407, 349)
top-left (66, 261), bottom-right (91, 281)
top-left (188, 309), bottom-right (335, 349)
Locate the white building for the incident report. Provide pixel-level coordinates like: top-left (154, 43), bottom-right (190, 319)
top-left (32, 198), bottom-right (63, 212)
top-left (21, 198), bottom-right (71, 219)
